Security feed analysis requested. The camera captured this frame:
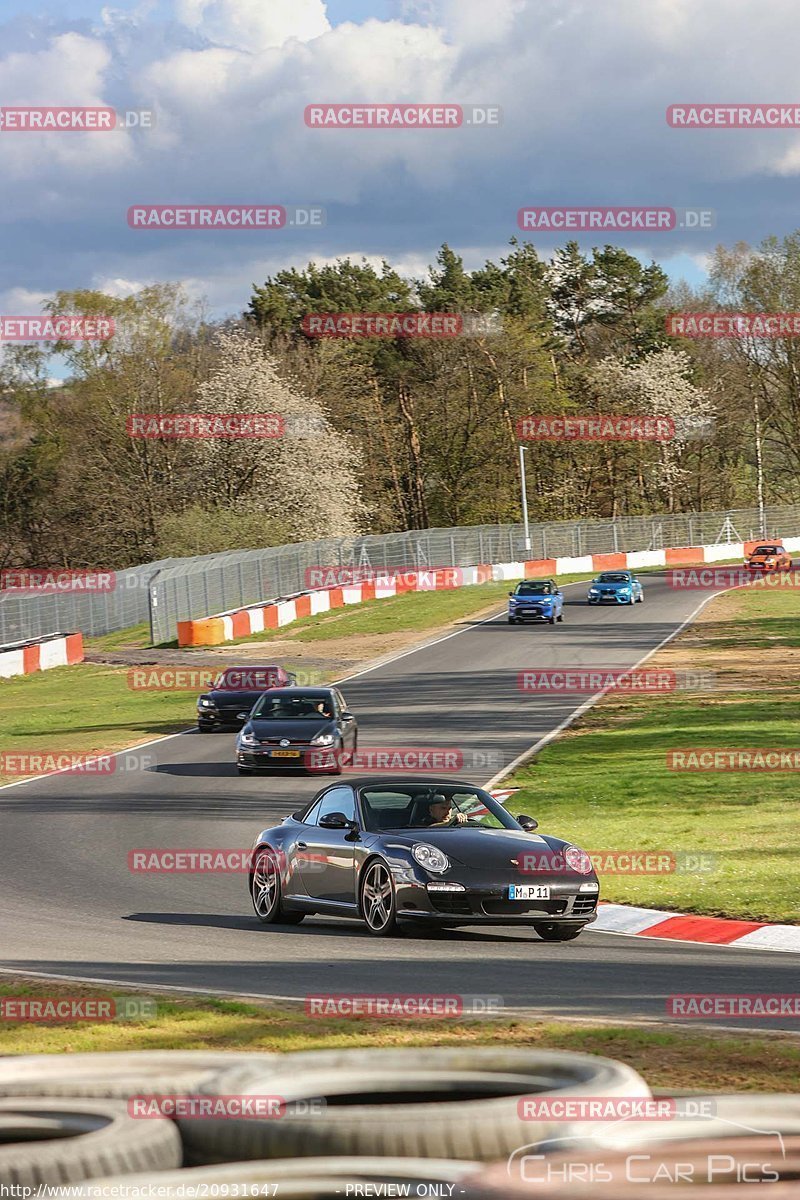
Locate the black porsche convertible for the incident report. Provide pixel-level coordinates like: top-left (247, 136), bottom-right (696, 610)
top-left (247, 778), bottom-right (599, 939)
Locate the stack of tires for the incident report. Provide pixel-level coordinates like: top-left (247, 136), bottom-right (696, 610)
top-left (1, 1048), bottom-right (798, 1198)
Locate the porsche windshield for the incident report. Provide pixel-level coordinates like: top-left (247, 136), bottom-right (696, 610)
top-left (251, 695), bottom-right (332, 719)
top-left (359, 785), bottom-right (521, 832)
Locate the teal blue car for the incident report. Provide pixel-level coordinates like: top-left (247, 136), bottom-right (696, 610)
top-left (587, 570), bottom-right (644, 606)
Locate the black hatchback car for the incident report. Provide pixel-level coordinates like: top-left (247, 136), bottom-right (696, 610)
top-left (236, 687), bottom-right (358, 775)
top-left (197, 665), bottom-right (296, 731)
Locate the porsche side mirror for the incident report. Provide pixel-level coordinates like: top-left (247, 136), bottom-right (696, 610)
top-left (319, 811), bottom-right (350, 829)
top-left (516, 814), bottom-right (539, 831)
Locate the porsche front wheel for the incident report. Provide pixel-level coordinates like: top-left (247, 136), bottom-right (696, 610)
top-left (360, 860), bottom-right (398, 936)
top-left (251, 850), bottom-right (304, 925)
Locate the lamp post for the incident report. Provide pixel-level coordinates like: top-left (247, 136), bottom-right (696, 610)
top-left (518, 444), bottom-right (531, 553)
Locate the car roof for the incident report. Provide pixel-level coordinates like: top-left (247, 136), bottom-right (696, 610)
top-left (216, 664), bottom-right (285, 673)
top-left (256, 687), bottom-right (334, 697)
top-left (317, 776), bottom-right (487, 790)
top-left (518, 578), bottom-right (556, 584)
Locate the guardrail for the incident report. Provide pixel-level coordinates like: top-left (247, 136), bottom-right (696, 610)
top-left (1, 505), bottom-right (799, 646)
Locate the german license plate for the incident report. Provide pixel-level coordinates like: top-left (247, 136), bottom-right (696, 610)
top-left (270, 750), bottom-right (301, 758)
top-left (508, 884), bottom-right (550, 900)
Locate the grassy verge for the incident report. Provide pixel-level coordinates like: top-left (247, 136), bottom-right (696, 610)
top-left (85, 623), bottom-right (153, 653)
top-left (1, 979), bottom-right (797, 1091)
top-left (506, 585), bottom-right (800, 923)
top-left (0, 662), bottom-right (192, 784)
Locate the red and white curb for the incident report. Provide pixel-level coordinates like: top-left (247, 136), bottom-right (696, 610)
top-left (595, 902), bottom-right (800, 953)
top-left (0, 631), bottom-right (83, 679)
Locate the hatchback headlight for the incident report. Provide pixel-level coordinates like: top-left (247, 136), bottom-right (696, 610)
top-left (240, 730), bottom-right (257, 746)
top-left (412, 843), bottom-right (450, 874)
top-left (198, 698), bottom-right (216, 708)
top-left (311, 731), bottom-right (336, 746)
top-left (564, 845), bottom-right (593, 875)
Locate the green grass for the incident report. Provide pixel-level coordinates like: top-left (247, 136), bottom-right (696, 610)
top-left (506, 588), bottom-right (800, 923)
top-left (85, 622), bottom-right (153, 653)
top-left (0, 663), bottom-right (193, 781)
top-left (1, 980), bottom-right (798, 1091)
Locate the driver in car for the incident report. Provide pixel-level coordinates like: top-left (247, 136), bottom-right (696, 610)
top-left (423, 794), bottom-right (468, 827)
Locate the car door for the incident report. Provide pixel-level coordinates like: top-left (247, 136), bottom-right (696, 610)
top-left (295, 786), bottom-right (359, 905)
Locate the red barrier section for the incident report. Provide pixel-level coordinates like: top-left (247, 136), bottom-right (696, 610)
top-left (231, 610), bottom-right (251, 639)
top-left (665, 546), bottom-right (705, 565)
top-left (65, 633), bottom-right (84, 664)
top-left (524, 559), bottom-right (557, 575)
top-left (592, 553), bottom-right (628, 570)
top-left (22, 644), bottom-right (41, 672)
top-left (294, 595), bottom-right (312, 619)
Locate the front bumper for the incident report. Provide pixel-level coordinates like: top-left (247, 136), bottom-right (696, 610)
top-left (199, 710), bottom-right (249, 727)
top-left (508, 607), bottom-right (556, 622)
top-left (395, 878), bottom-right (599, 924)
top-left (589, 592), bottom-right (631, 604)
top-left (237, 745), bottom-right (337, 771)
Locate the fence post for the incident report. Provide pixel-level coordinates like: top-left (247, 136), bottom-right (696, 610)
top-left (147, 571), bottom-right (161, 646)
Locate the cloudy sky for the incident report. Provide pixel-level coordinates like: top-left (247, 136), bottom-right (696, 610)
top-left (1, 0), bottom-right (799, 325)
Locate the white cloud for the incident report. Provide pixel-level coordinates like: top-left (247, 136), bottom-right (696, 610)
top-left (5, 0), bottom-right (800, 315)
top-left (175, 0), bottom-right (330, 51)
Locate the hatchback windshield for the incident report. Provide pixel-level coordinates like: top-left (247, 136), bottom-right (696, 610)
top-left (251, 695), bottom-right (332, 719)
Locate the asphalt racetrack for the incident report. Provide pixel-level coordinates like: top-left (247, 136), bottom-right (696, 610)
top-left (1, 573), bottom-right (796, 1030)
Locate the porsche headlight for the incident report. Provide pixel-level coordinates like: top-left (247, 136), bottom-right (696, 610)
top-left (240, 730), bottom-right (257, 746)
top-left (311, 731), bottom-right (336, 746)
top-left (564, 845), bottom-right (593, 875)
top-left (412, 843), bottom-right (450, 874)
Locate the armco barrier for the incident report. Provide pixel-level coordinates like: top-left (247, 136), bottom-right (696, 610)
top-left (177, 539), bottom-right (800, 647)
top-left (0, 632), bottom-right (84, 679)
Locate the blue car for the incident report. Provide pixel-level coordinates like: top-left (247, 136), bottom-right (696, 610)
top-left (587, 570), bottom-right (644, 606)
top-left (508, 579), bottom-right (564, 625)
